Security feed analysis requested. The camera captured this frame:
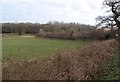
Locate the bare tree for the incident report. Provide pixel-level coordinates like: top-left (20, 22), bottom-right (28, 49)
top-left (96, 0), bottom-right (120, 41)
top-left (103, 0), bottom-right (120, 28)
top-left (96, 15), bottom-right (116, 29)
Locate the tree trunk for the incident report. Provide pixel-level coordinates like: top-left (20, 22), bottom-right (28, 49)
top-left (115, 18), bottom-right (120, 42)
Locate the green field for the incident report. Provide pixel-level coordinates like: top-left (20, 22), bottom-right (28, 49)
top-left (2, 35), bottom-right (119, 80)
top-left (2, 35), bottom-right (91, 61)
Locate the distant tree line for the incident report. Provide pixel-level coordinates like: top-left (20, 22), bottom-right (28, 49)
top-left (2, 21), bottom-right (117, 40)
top-left (2, 22), bottom-right (95, 35)
top-left (2, 23), bottom-right (41, 35)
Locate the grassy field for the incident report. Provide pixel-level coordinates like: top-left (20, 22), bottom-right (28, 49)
top-left (2, 35), bottom-right (91, 61)
top-left (2, 35), bottom-right (119, 80)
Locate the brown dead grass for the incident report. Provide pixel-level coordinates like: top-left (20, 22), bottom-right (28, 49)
top-left (2, 39), bottom-right (119, 80)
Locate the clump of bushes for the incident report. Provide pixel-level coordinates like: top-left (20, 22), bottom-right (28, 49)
top-left (37, 29), bottom-right (117, 40)
top-left (37, 32), bottom-right (71, 40)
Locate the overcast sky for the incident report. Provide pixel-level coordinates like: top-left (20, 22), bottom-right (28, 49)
top-left (1, 0), bottom-right (105, 25)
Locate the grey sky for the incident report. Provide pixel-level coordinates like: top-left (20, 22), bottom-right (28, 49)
top-left (1, 0), bottom-right (105, 25)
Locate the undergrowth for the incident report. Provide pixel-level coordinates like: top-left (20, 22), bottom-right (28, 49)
top-left (98, 47), bottom-right (120, 80)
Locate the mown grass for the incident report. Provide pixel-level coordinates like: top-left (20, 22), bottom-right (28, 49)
top-left (2, 35), bottom-right (91, 61)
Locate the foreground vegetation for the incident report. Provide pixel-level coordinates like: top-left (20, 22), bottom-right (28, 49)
top-left (2, 35), bottom-right (119, 80)
top-left (99, 49), bottom-right (120, 80)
